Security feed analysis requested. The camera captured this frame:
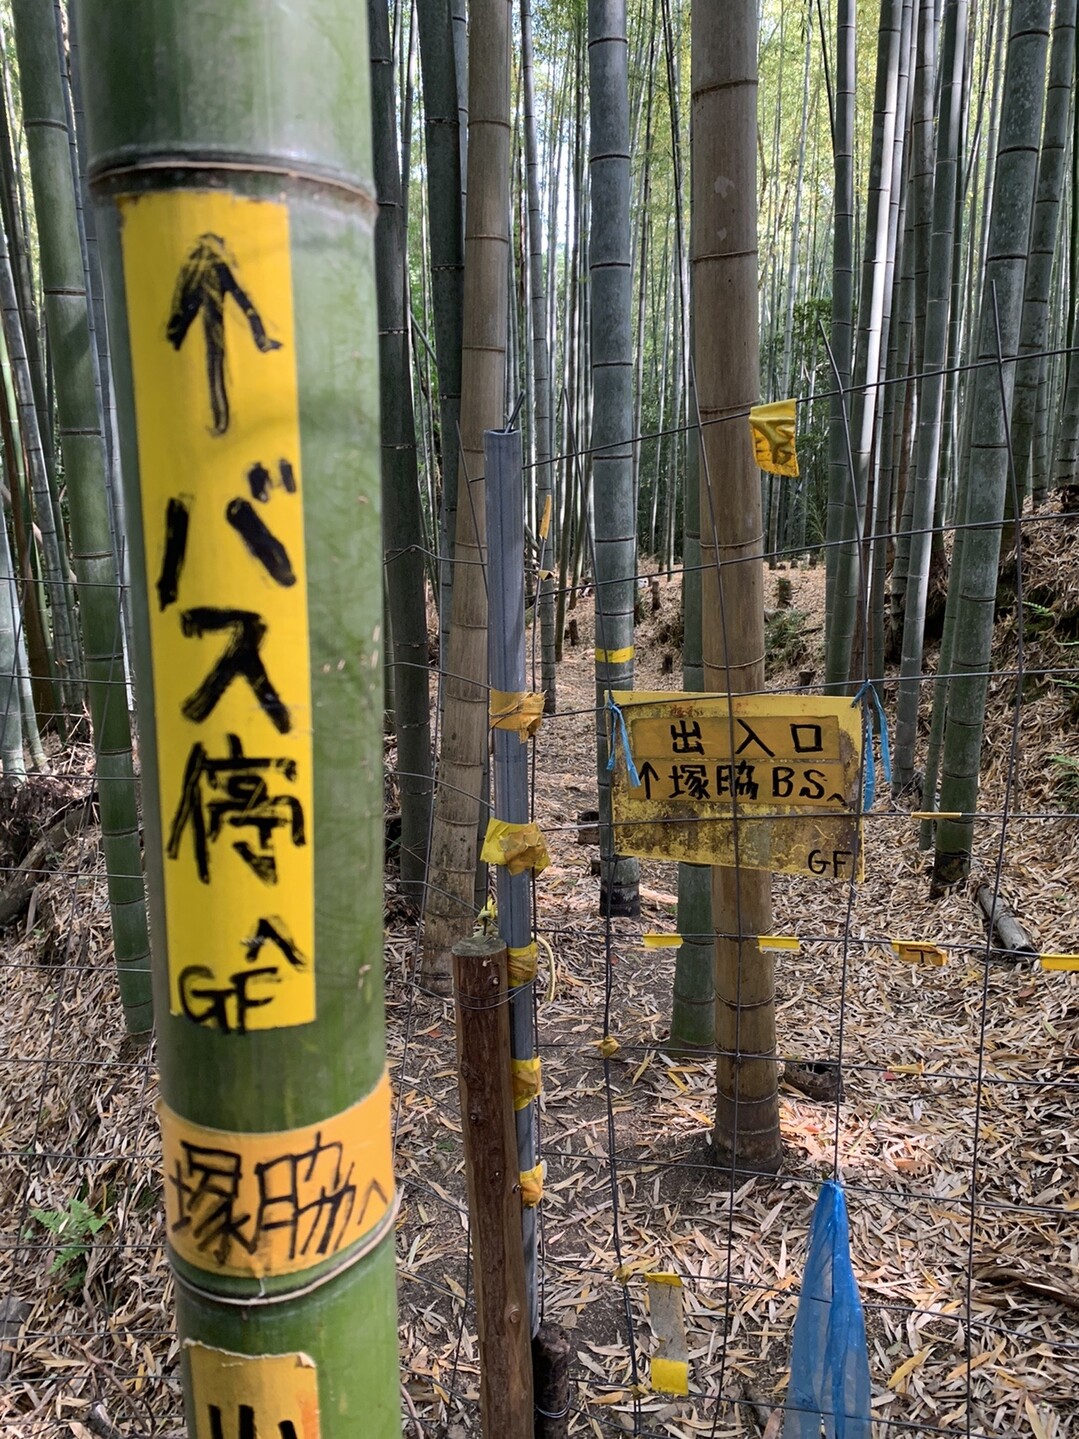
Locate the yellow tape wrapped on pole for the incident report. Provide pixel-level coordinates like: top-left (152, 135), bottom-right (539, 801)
top-left (519, 1162), bottom-right (544, 1208)
top-left (512, 1056), bottom-right (542, 1111)
top-left (749, 397), bottom-right (799, 476)
top-left (507, 941), bottom-right (538, 986)
top-left (489, 688), bottom-right (545, 741)
top-left (481, 818), bottom-right (551, 875)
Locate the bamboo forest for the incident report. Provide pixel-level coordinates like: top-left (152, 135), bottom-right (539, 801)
top-left (3, 0), bottom-right (1079, 1435)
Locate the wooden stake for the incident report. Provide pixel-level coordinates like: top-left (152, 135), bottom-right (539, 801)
top-left (453, 935), bottom-right (533, 1439)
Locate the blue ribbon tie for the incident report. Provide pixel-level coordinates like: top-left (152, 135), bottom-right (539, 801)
top-left (851, 681), bottom-right (891, 812)
top-left (605, 695), bottom-right (641, 788)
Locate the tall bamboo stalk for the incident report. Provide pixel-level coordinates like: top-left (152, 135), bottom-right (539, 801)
top-left (0, 218), bottom-right (77, 711)
top-left (894, 0), bottom-right (968, 788)
top-left (1011, 0), bottom-right (1075, 505)
top-left (422, 0), bottom-right (512, 984)
top-left (415, 0), bottom-right (465, 665)
top-left (12, 0), bottom-right (152, 1034)
top-left (934, 0), bottom-right (1051, 886)
top-left (0, 484), bottom-right (26, 785)
top-left (693, 0), bottom-right (781, 1174)
top-left (77, 0), bottom-right (401, 1428)
top-left (370, 0), bottom-right (433, 902)
top-left (521, 0), bottom-right (557, 714)
top-left (589, 0), bottom-right (639, 918)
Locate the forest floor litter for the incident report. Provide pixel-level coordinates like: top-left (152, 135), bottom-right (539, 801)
top-left (1, 511), bottom-right (1078, 1437)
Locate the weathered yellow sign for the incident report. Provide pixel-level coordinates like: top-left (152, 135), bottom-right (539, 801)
top-left (187, 1343), bottom-right (320, 1439)
top-left (161, 1071), bottom-right (396, 1280)
top-left (609, 691), bottom-right (863, 880)
top-left (120, 191), bottom-right (314, 1031)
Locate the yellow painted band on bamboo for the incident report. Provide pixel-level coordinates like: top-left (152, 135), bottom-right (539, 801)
top-left (507, 942), bottom-right (538, 986)
top-left (644, 1272), bottom-right (683, 1287)
top-left (489, 688), bottom-right (544, 741)
top-left (910, 812), bottom-right (964, 821)
top-left (519, 1163), bottom-right (544, 1208)
top-left (187, 1343), bottom-right (320, 1439)
top-left (891, 939), bottom-right (948, 966)
top-left (480, 818), bottom-right (551, 875)
top-left (161, 1072), bottom-right (395, 1281)
top-left (642, 933), bottom-right (682, 949)
top-left (758, 934), bottom-right (801, 952)
top-left (512, 1056), bottom-right (542, 1111)
top-left (1041, 954), bottom-right (1079, 971)
top-left (650, 1358), bottom-right (689, 1396)
top-left (539, 494), bottom-right (553, 540)
top-left (121, 191), bottom-right (314, 1033)
top-left (595, 644), bottom-right (635, 664)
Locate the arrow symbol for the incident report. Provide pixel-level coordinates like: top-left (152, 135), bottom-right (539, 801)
top-left (637, 761), bottom-right (660, 799)
top-left (167, 233), bottom-right (282, 437)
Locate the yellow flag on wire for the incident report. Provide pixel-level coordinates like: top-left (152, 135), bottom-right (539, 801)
top-left (749, 398), bottom-right (799, 476)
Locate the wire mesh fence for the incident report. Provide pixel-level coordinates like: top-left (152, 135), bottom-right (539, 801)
top-left (2, 419), bottom-right (1078, 1436)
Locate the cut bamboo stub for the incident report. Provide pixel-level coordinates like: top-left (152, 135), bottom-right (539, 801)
top-left (975, 884), bottom-right (1036, 956)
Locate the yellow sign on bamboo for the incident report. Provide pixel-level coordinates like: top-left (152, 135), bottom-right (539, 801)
top-left (120, 191), bottom-right (314, 1032)
top-left (161, 1072), bottom-right (396, 1280)
top-left (609, 691), bottom-right (863, 880)
top-left (187, 1343), bottom-right (320, 1439)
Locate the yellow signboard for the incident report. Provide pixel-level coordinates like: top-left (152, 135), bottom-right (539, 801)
top-left (609, 691), bottom-right (863, 880)
top-left (161, 1072), bottom-right (396, 1280)
top-left (187, 1343), bottom-right (320, 1439)
top-left (120, 192), bottom-right (314, 1031)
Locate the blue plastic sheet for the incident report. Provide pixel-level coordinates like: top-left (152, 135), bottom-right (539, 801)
top-left (787, 1181), bottom-right (872, 1439)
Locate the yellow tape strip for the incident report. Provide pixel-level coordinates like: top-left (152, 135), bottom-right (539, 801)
top-left (647, 1271), bottom-right (689, 1396)
top-left (480, 818), bottom-right (551, 876)
top-left (910, 811), bottom-right (964, 821)
top-left (512, 1056), bottom-right (542, 1110)
top-left (758, 934), bottom-right (801, 952)
top-left (642, 933), bottom-right (682, 949)
top-left (595, 645), bottom-right (634, 664)
top-left (1041, 954), bottom-right (1079, 971)
top-left (650, 1358), bottom-right (689, 1397)
top-left (596, 1035), bottom-right (620, 1057)
top-left (891, 938), bottom-right (948, 966)
top-left (749, 398), bottom-right (798, 477)
top-left (539, 494), bottom-right (552, 540)
top-left (519, 1162), bottom-right (544, 1208)
top-left (160, 1074), bottom-right (395, 1281)
top-left (489, 688), bottom-right (544, 741)
top-left (508, 942), bottom-right (538, 986)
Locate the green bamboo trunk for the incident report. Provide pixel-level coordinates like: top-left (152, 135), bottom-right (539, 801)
top-left (369, 0), bottom-right (433, 903)
top-left (670, 360), bottom-right (714, 1055)
top-left (934, 0), bottom-right (1051, 886)
top-left (589, 0), bottom-right (640, 918)
top-left (11, 0), bottom-right (152, 1034)
top-left (0, 218), bottom-right (77, 714)
top-left (76, 2), bottom-right (401, 1433)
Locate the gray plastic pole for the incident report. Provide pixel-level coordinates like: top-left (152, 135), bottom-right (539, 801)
top-left (484, 425), bottom-right (538, 1336)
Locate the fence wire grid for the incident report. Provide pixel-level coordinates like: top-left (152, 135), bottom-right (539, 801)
top-left (1, 380), bottom-right (1078, 1439)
